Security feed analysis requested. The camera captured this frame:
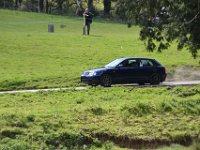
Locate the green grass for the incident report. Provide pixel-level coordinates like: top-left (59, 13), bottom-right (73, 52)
top-left (0, 9), bottom-right (200, 90)
top-left (0, 86), bottom-right (200, 149)
top-left (0, 9), bottom-right (200, 149)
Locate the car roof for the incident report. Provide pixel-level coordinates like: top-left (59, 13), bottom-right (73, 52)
top-left (119, 57), bottom-right (155, 60)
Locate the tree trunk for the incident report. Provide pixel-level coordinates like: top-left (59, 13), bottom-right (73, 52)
top-left (49, 1), bottom-right (52, 14)
top-left (75, 0), bottom-right (84, 16)
top-left (15, 0), bottom-right (19, 10)
top-left (103, 0), bottom-right (111, 16)
top-left (19, 0), bottom-right (22, 7)
top-left (3, 0), bottom-right (6, 8)
top-left (38, 0), bottom-right (40, 12)
top-left (39, 0), bottom-right (44, 12)
top-left (45, 0), bottom-right (49, 13)
top-left (57, 0), bottom-right (64, 14)
top-left (87, 0), bottom-right (93, 10)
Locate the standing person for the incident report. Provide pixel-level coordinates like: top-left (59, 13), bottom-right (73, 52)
top-left (83, 8), bottom-right (93, 35)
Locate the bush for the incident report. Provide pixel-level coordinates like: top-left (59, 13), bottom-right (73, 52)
top-left (45, 131), bottom-right (94, 149)
top-left (172, 87), bottom-right (200, 97)
top-left (121, 102), bottom-right (155, 116)
top-left (26, 114), bottom-right (35, 122)
top-left (0, 140), bottom-right (32, 150)
top-left (104, 141), bottom-right (113, 150)
top-left (88, 106), bottom-right (106, 115)
top-left (1, 128), bottom-right (23, 139)
top-left (160, 101), bottom-right (174, 112)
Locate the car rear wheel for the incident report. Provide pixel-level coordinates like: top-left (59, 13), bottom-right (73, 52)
top-left (150, 74), bottom-right (160, 85)
top-left (100, 74), bottom-right (112, 87)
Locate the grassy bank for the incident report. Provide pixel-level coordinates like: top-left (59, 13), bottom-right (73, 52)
top-left (0, 9), bottom-right (200, 90)
top-left (0, 86), bottom-right (200, 149)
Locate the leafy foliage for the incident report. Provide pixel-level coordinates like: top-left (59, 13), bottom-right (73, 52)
top-left (116, 0), bottom-right (200, 58)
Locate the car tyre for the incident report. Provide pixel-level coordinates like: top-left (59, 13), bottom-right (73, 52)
top-left (100, 74), bottom-right (112, 87)
top-left (150, 73), bottom-right (160, 85)
top-left (91, 83), bottom-right (98, 87)
top-left (88, 80), bottom-right (98, 87)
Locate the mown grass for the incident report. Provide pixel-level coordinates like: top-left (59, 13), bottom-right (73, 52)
top-left (0, 86), bottom-right (200, 149)
top-left (0, 9), bottom-right (200, 90)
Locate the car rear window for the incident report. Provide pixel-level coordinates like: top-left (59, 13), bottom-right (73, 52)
top-left (140, 59), bottom-right (155, 67)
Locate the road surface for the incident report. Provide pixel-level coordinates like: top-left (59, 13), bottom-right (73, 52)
top-left (0, 81), bottom-right (200, 95)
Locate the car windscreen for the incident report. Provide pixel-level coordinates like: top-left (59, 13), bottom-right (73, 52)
top-left (105, 59), bottom-right (124, 68)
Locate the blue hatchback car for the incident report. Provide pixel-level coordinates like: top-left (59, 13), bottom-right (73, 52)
top-left (81, 57), bottom-right (167, 87)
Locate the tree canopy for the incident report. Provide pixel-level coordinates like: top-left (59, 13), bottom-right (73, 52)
top-left (0, 0), bottom-right (113, 17)
top-left (116, 0), bottom-right (200, 58)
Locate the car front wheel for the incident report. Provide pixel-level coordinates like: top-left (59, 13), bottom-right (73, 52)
top-left (100, 74), bottom-right (112, 87)
top-left (150, 74), bottom-right (160, 85)
top-left (89, 82), bottom-right (98, 87)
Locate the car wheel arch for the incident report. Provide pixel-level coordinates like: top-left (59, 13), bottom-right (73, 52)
top-left (150, 73), bottom-right (161, 85)
top-left (100, 73), bottom-right (112, 87)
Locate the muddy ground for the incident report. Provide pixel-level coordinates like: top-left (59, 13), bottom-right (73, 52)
top-left (166, 66), bottom-right (200, 82)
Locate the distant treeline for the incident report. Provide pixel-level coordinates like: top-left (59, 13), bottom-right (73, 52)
top-left (0, 0), bottom-right (118, 16)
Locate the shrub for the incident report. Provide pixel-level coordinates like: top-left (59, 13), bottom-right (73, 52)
top-left (26, 114), bottom-right (35, 122)
top-left (121, 102), bottom-right (155, 116)
top-left (160, 101), bottom-right (174, 112)
top-left (172, 87), bottom-right (200, 97)
top-left (88, 106), bottom-right (106, 115)
top-left (104, 141), bottom-right (113, 150)
top-left (45, 131), bottom-right (94, 149)
top-left (1, 128), bottom-right (23, 139)
top-left (76, 98), bottom-right (84, 104)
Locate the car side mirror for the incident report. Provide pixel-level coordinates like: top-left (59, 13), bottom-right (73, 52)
top-left (116, 64), bottom-right (123, 69)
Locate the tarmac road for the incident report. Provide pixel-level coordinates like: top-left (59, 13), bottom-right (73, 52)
top-left (0, 81), bottom-right (200, 95)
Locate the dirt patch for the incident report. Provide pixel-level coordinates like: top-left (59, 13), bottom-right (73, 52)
top-left (166, 66), bottom-right (200, 82)
top-left (93, 132), bottom-right (193, 149)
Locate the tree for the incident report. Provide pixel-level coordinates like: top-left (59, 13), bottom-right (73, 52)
top-left (116, 0), bottom-right (200, 58)
top-left (39, 0), bottom-right (44, 12)
top-left (75, 0), bottom-right (84, 16)
top-left (45, 0), bottom-right (50, 13)
top-left (103, 0), bottom-right (111, 16)
top-left (87, 0), bottom-right (93, 10)
top-left (14, 0), bottom-right (19, 9)
top-left (0, 0), bottom-right (14, 8)
top-left (55, 0), bottom-right (64, 13)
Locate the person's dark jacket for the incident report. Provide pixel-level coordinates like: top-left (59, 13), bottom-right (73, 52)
top-left (84, 12), bottom-right (93, 25)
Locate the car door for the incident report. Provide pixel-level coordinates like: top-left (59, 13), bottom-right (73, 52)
top-left (112, 59), bottom-right (140, 83)
top-left (137, 59), bottom-right (157, 81)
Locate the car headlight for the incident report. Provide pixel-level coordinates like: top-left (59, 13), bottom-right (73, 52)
top-left (88, 71), bottom-right (97, 76)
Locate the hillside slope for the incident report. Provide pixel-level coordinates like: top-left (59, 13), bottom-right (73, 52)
top-left (0, 10), bottom-right (199, 90)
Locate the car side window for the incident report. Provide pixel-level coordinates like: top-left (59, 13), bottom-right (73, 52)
top-left (140, 59), bottom-right (154, 67)
top-left (119, 59), bottom-right (138, 68)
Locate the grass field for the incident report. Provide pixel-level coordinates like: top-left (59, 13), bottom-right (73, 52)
top-left (0, 86), bottom-right (200, 149)
top-left (0, 10), bottom-right (200, 149)
top-left (0, 9), bottom-right (200, 91)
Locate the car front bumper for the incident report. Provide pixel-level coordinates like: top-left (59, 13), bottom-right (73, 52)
top-left (81, 76), bottom-right (100, 85)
